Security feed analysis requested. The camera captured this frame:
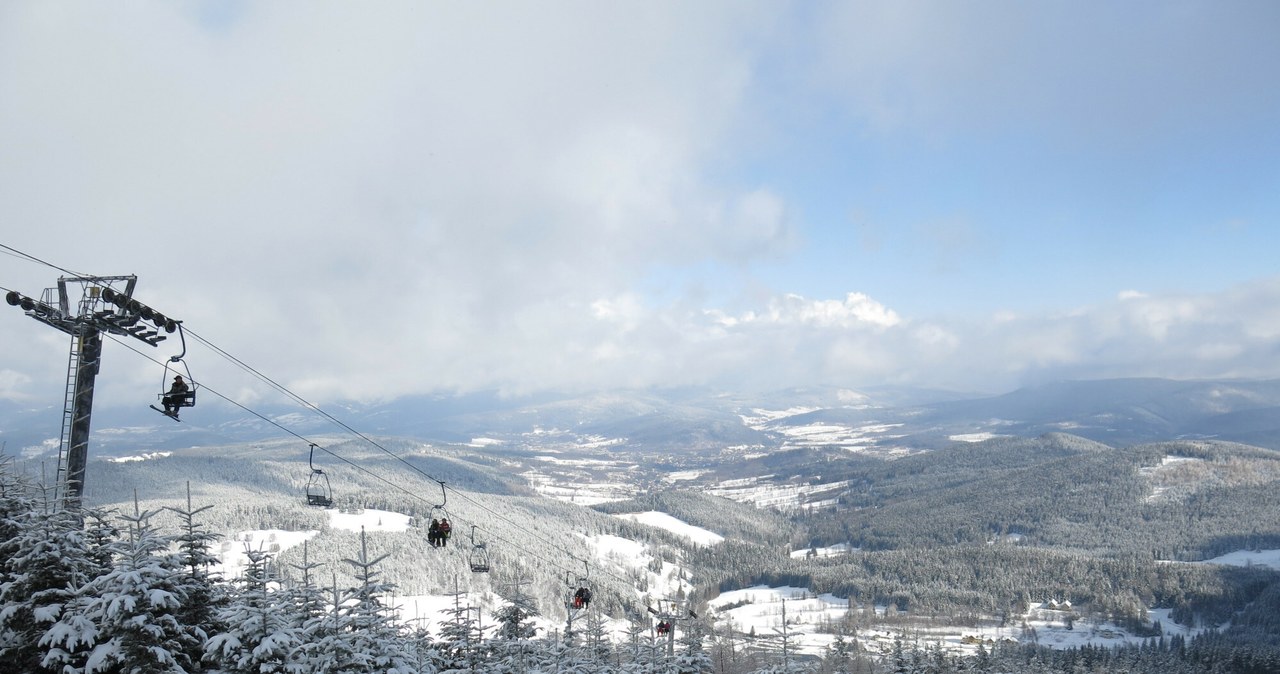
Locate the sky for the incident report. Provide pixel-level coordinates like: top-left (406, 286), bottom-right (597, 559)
top-left (2, 1), bottom-right (1279, 410)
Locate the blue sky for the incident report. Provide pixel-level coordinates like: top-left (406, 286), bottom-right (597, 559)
top-left (1, 1), bottom-right (1278, 407)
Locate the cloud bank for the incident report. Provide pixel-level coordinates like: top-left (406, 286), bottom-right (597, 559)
top-left (2, 2), bottom-right (1277, 408)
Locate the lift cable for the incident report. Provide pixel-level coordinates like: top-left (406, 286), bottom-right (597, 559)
top-left (2, 243), bottom-right (628, 588)
top-left (0, 243), bottom-right (93, 280)
top-left (182, 325), bottom-right (606, 575)
top-left (102, 331), bottom-right (610, 585)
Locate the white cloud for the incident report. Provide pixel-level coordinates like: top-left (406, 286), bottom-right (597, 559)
top-left (2, 3), bottom-right (1278, 410)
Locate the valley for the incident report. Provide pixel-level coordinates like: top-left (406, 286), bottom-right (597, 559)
top-left (5, 377), bottom-right (1280, 671)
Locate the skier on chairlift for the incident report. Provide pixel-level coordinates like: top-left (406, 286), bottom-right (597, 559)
top-left (162, 375), bottom-right (189, 417)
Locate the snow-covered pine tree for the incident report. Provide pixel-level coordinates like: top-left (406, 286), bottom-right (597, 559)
top-left (403, 624), bottom-right (442, 674)
top-left (817, 633), bottom-right (863, 674)
top-left (42, 499), bottom-right (204, 673)
top-left (82, 507), bottom-right (122, 579)
top-left (294, 570), bottom-right (364, 673)
top-left (281, 539), bottom-right (328, 632)
top-left (0, 486), bottom-right (98, 672)
top-left (579, 608), bottom-right (616, 670)
top-left (672, 616), bottom-right (713, 674)
top-left (434, 581), bottom-right (481, 674)
top-left (204, 545), bottom-right (302, 673)
top-left (336, 527), bottom-right (414, 673)
top-left (166, 483), bottom-right (227, 668)
top-left (491, 577), bottom-right (541, 674)
top-left (619, 614), bottom-right (660, 674)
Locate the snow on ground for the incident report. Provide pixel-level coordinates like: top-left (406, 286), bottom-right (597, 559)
top-left (706, 477), bottom-right (850, 511)
top-left (708, 586), bottom-right (849, 657)
top-left (522, 468), bottom-right (637, 505)
top-left (739, 407), bottom-right (823, 425)
top-left (737, 408), bottom-right (908, 455)
top-left (107, 451), bottom-right (172, 463)
top-left (790, 543), bottom-right (857, 559)
top-left (949, 432), bottom-right (1005, 443)
top-left (586, 531), bottom-right (695, 611)
top-left (613, 511), bottom-right (724, 546)
top-left (212, 508), bottom-right (413, 580)
top-left (708, 586), bottom-right (1212, 660)
top-left (1141, 454), bottom-right (1208, 502)
top-left (213, 528), bottom-right (319, 581)
top-left (1195, 549), bottom-right (1280, 569)
top-left (327, 507), bottom-right (413, 533)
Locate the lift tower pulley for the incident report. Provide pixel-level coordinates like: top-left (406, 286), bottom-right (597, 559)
top-left (5, 275), bottom-right (180, 510)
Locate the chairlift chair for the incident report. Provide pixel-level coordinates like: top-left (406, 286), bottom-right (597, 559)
top-left (426, 481), bottom-right (449, 548)
top-left (305, 443), bottom-right (333, 508)
top-left (468, 524), bottom-right (491, 573)
top-left (150, 323), bottom-right (196, 421)
top-left (569, 560), bottom-right (592, 610)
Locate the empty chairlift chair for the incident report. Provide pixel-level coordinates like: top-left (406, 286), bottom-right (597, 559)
top-left (468, 525), bottom-right (491, 573)
top-left (305, 443), bottom-right (334, 508)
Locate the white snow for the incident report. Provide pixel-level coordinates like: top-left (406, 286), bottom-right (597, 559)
top-left (212, 508), bottom-right (409, 580)
top-left (706, 477), bottom-right (850, 511)
top-left (106, 451), bottom-right (172, 463)
top-left (213, 528), bottom-right (319, 580)
top-left (612, 511), bottom-right (724, 546)
top-left (707, 585), bottom-right (1212, 659)
top-left (708, 586), bottom-right (849, 657)
top-left (949, 432), bottom-right (1003, 443)
top-left (789, 543), bottom-right (856, 559)
top-left (1195, 549), bottom-right (1280, 569)
top-left (326, 508), bottom-right (413, 533)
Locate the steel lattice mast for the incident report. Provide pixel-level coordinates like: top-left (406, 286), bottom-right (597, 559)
top-left (5, 275), bottom-right (178, 509)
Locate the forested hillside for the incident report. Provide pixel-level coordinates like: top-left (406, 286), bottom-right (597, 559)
top-left (7, 381), bottom-right (1280, 672)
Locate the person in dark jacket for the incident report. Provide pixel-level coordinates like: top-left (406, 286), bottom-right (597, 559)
top-left (162, 375), bottom-right (189, 416)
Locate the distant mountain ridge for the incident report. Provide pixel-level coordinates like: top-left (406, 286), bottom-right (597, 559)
top-left (5, 377), bottom-right (1280, 460)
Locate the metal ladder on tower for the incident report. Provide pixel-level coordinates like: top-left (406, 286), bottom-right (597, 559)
top-left (53, 333), bottom-right (80, 506)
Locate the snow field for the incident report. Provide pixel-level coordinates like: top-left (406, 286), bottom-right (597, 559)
top-left (612, 511), bottom-right (724, 546)
top-left (208, 506), bottom-right (1261, 659)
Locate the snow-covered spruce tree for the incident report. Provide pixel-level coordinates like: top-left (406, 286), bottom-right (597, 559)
top-left (403, 625), bottom-right (442, 674)
top-left (0, 484), bottom-right (98, 672)
top-left (297, 528), bottom-right (413, 673)
top-left (167, 486), bottom-right (227, 668)
top-left (281, 539), bottom-right (329, 633)
top-left (82, 508), bottom-right (122, 579)
top-left (434, 584), bottom-right (482, 674)
top-left (618, 615), bottom-right (660, 674)
top-left (817, 634), bottom-right (866, 674)
top-left (42, 501), bottom-right (205, 674)
top-left (579, 609), bottom-right (616, 671)
top-left (490, 587), bottom-right (540, 674)
top-left (337, 528), bottom-right (414, 672)
top-left (204, 546), bottom-right (301, 673)
top-left (671, 616), bottom-right (713, 674)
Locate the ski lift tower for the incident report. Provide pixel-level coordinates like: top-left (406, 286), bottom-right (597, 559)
top-left (648, 597), bottom-right (697, 657)
top-left (5, 275), bottom-right (178, 509)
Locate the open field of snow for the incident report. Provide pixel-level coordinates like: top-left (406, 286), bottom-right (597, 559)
top-left (790, 543), bottom-right (857, 559)
top-left (1196, 548), bottom-right (1280, 569)
top-left (213, 528), bottom-right (319, 580)
top-left (212, 508), bottom-right (409, 580)
top-left (328, 507), bottom-right (413, 533)
top-left (707, 585), bottom-right (1212, 660)
top-left (613, 511), bottom-right (724, 546)
top-left (706, 476), bottom-right (850, 511)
